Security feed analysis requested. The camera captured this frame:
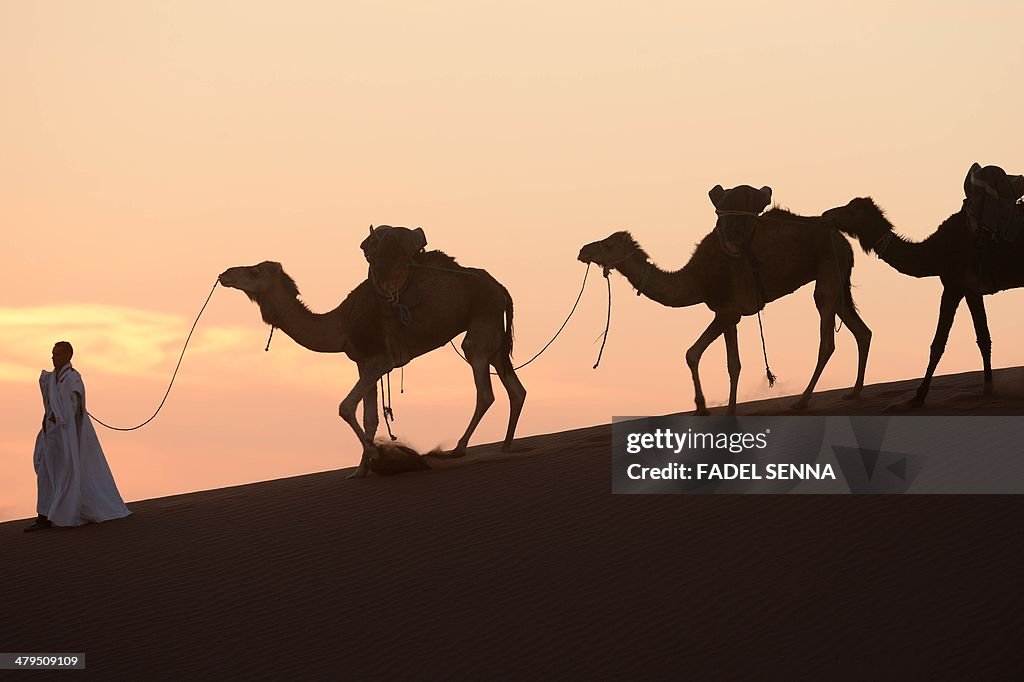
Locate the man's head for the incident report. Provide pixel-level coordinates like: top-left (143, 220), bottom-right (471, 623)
top-left (52, 341), bottom-right (73, 370)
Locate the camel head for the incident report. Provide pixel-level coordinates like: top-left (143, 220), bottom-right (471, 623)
top-left (821, 198), bottom-right (891, 252)
top-left (708, 184), bottom-right (773, 215)
top-left (360, 225), bottom-right (427, 269)
top-left (578, 231), bottom-right (640, 268)
top-left (218, 261), bottom-right (299, 302)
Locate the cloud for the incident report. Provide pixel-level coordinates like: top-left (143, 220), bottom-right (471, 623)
top-left (0, 304), bottom-right (223, 381)
top-left (0, 303), bottom-right (356, 390)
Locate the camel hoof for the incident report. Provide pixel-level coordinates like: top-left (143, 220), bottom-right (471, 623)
top-left (791, 398), bottom-right (809, 411)
top-left (694, 406), bottom-right (710, 416)
top-left (841, 390), bottom-right (862, 401)
top-left (430, 449), bottom-right (467, 460)
top-left (347, 466), bottom-right (369, 479)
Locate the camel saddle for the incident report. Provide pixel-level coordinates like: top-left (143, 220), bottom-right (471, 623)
top-left (964, 163), bottom-right (1024, 243)
top-left (708, 184), bottom-right (773, 258)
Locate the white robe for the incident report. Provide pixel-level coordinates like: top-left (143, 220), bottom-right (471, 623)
top-left (33, 364), bottom-right (132, 527)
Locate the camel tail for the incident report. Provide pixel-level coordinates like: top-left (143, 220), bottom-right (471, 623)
top-left (504, 291), bottom-right (515, 358)
top-left (487, 275), bottom-right (514, 358)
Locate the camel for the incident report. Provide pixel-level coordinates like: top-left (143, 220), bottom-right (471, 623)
top-left (577, 185), bottom-right (873, 415)
top-left (821, 167), bottom-right (1024, 405)
top-left (218, 241), bottom-right (527, 478)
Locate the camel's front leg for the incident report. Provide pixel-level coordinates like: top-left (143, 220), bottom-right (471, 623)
top-left (686, 313), bottom-right (729, 416)
top-left (341, 362), bottom-right (389, 478)
top-left (723, 322), bottom-right (741, 415)
top-left (911, 287), bottom-right (964, 406)
top-left (362, 379), bottom-right (380, 443)
top-left (965, 293), bottom-right (993, 395)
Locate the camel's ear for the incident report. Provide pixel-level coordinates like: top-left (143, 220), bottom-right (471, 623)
top-left (759, 186), bottom-right (772, 204)
top-left (412, 227), bottom-right (427, 252)
top-left (369, 224), bottom-right (375, 235)
top-left (709, 185), bottom-right (726, 208)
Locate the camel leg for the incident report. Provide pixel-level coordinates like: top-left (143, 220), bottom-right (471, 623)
top-left (792, 304), bottom-right (836, 410)
top-left (362, 383), bottom-right (380, 441)
top-left (686, 313), bottom-right (730, 416)
top-left (965, 293), bottom-right (993, 395)
top-left (911, 287), bottom-right (964, 406)
top-left (494, 354), bottom-right (527, 452)
top-left (838, 300), bottom-right (872, 400)
top-left (340, 362), bottom-right (390, 478)
top-left (451, 338), bottom-right (496, 458)
top-left (723, 322), bottom-right (741, 416)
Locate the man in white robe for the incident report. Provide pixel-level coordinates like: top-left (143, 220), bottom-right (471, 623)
top-left (25, 341), bottom-right (131, 531)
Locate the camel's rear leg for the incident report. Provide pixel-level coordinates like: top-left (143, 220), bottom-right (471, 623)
top-left (451, 335), bottom-right (496, 457)
top-left (912, 287), bottom-right (964, 406)
top-left (494, 355), bottom-right (526, 451)
top-left (686, 312), bottom-right (731, 415)
top-left (837, 299), bottom-right (872, 399)
top-left (792, 304), bottom-right (836, 410)
top-left (965, 293), bottom-right (993, 395)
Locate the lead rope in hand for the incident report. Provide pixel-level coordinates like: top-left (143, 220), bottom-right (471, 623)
top-left (90, 280), bottom-right (220, 431)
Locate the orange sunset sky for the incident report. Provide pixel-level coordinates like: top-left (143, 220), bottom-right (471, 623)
top-left (2, 1), bottom-right (1023, 521)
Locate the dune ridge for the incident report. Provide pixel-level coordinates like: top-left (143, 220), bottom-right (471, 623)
top-left (2, 368), bottom-right (1022, 678)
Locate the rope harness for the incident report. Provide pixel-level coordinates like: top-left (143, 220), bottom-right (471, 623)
top-left (446, 262), bottom-right (595, 371)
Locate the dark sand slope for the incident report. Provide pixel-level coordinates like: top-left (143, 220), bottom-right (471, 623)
top-left (3, 368), bottom-right (1023, 679)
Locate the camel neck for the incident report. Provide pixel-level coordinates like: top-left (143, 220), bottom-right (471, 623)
top-left (259, 288), bottom-right (348, 353)
top-left (872, 216), bottom-right (961, 279)
top-left (613, 250), bottom-right (703, 308)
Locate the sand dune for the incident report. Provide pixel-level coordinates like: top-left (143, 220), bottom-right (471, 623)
top-left (2, 367), bottom-right (1022, 678)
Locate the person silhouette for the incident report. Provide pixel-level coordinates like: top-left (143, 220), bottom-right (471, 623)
top-left (25, 341), bottom-right (132, 531)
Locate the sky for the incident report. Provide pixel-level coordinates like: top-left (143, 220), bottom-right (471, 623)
top-left (2, 1), bottom-right (1023, 521)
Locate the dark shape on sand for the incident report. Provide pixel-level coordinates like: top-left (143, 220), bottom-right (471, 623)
top-left (368, 442), bottom-right (431, 476)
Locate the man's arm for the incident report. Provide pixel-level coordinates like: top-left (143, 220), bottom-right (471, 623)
top-left (71, 391), bottom-right (83, 430)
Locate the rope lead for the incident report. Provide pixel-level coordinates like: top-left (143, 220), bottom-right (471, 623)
top-left (593, 271), bottom-right (612, 369)
top-left (90, 280), bottom-right (220, 431)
